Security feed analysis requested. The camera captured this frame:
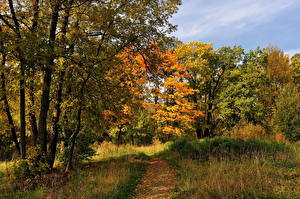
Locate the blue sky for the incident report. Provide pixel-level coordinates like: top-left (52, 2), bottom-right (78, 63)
top-left (170, 0), bottom-right (300, 56)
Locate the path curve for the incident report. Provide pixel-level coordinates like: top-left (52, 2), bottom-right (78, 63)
top-left (132, 157), bottom-right (177, 199)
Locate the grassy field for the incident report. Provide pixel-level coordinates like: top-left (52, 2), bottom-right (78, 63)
top-left (159, 137), bottom-right (300, 199)
top-left (0, 143), bottom-right (167, 199)
top-left (0, 138), bottom-right (299, 199)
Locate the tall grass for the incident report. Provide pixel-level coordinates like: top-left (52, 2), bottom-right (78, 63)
top-left (49, 155), bottom-right (148, 199)
top-left (0, 142), bottom-right (168, 199)
top-left (162, 137), bottom-right (300, 199)
top-left (169, 137), bottom-right (295, 161)
top-left (92, 141), bottom-right (167, 161)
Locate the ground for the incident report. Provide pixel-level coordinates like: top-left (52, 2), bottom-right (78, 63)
top-left (132, 157), bottom-right (177, 199)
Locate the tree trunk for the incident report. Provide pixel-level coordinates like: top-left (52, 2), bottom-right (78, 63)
top-left (20, 62), bottom-right (26, 158)
top-left (49, 71), bottom-right (65, 168)
top-left (0, 56), bottom-right (21, 154)
top-left (65, 105), bottom-right (82, 172)
top-left (38, 67), bottom-right (53, 154)
top-left (205, 102), bottom-right (213, 137)
top-left (8, 0), bottom-right (27, 158)
top-left (38, 2), bottom-right (60, 154)
top-left (28, 0), bottom-right (40, 146)
top-left (65, 75), bottom-right (89, 172)
top-left (196, 125), bottom-right (203, 139)
top-left (29, 83), bottom-right (38, 146)
top-left (48, 0), bottom-right (73, 168)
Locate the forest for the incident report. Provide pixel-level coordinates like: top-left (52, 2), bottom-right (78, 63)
top-left (0, 0), bottom-right (299, 199)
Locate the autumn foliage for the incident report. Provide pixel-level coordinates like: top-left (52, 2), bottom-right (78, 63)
top-left (103, 43), bottom-right (203, 139)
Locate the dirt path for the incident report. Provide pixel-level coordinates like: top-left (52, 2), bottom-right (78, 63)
top-left (132, 157), bottom-right (177, 199)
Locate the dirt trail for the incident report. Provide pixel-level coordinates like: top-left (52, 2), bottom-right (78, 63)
top-left (132, 157), bottom-right (177, 199)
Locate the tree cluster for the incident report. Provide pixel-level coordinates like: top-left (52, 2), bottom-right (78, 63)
top-left (0, 0), bottom-right (299, 175)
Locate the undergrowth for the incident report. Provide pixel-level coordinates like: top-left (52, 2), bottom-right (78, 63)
top-left (0, 142), bottom-right (162, 199)
top-left (159, 137), bottom-right (300, 199)
top-left (169, 137), bottom-right (294, 161)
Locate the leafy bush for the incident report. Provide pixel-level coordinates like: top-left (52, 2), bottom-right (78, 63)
top-left (0, 131), bottom-right (15, 161)
top-left (230, 121), bottom-right (267, 139)
top-left (274, 85), bottom-right (300, 142)
top-left (169, 137), bottom-right (293, 161)
top-left (12, 147), bottom-right (50, 179)
top-left (59, 133), bottom-right (96, 164)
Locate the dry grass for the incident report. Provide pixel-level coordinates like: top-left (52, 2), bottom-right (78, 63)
top-left (92, 141), bottom-right (167, 161)
top-left (174, 158), bottom-right (300, 199)
top-left (0, 142), bottom-right (166, 199)
top-left (167, 139), bottom-right (300, 199)
top-left (49, 156), bottom-right (147, 199)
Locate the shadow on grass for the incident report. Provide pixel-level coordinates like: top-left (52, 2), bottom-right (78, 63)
top-left (155, 137), bottom-right (300, 199)
top-left (0, 153), bottom-right (150, 199)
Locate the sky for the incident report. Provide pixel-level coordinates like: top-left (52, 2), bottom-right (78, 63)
top-left (170, 0), bottom-right (300, 56)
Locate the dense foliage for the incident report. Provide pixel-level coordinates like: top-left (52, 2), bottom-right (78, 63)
top-left (0, 0), bottom-right (299, 180)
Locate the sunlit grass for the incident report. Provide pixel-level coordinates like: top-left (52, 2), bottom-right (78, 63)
top-left (0, 142), bottom-right (167, 199)
top-left (173, 158), bottom-right (300, 199)
top-left (163, 137), bottom-right (300, 199)
top-left (48, 155), bottom-right (147, 199)
top-left (92, 141), bottom-right (168, 161)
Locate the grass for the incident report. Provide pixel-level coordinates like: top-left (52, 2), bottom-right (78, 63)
top-left (0, 142), bottom-right (168, 199)
top-left (92, 141), bottom-right (167, 161)
top-left (1, 138), bottom-right (299, 199)
top-left (159, 137), bottom-right (300, 199)
top-left (49, 155), bottom-right (148, 199)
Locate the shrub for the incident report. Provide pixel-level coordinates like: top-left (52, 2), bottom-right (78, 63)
top-left (274, 85), bottom-right (300, 142)
top-left (58, 133), bottom-right (96, 165)
top-left (12, 147), bottom-right (50, 179)
top-left (230, 121), bottom-right (267, 139)
top-left (169, 137), bottom-right (293, 161)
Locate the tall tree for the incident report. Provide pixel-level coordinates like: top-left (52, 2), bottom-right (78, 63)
top-left (175, 42), bottom-right (244, 137)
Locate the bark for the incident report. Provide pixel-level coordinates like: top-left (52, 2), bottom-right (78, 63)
top-left (65, 105), bottom-right (82, 172)
top-left (65, 75), bottom-right (89, 172)
top-left (31, 0), bottom-right (40, 30)
top-left (20, 62), bottom-right (26, 158)
top-left (38, 1), bottom-right (60, 154)
top-left (8, 0), bottom-right (27, 158)
top-left (60, 74), bottom-right (73, 154)
top-left (29, 82), bottom-right (39, 146)
top-left (205, 102), bottom-right (213, 137)
top-left (190, 88), bottom-right (203, 139)
top-left (0, 55), bottom-right (21, 154)
top-left (48, 0), bottom-right (74, 168)
top-left (49, 71), bottom-right (65, 168)
top-left (28, 0), bottom-right (40, 146)
top-left (196, 127), bottom-right (203, 139)
top-left (117, 127), bottom-right (122, 146)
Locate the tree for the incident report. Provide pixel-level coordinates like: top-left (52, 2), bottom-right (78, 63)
top-left (175, 42), bottom-right (244, 137)
top-left (274, 84), bottom-right (300, 142)
top-left (217, 48), bottom-right (271, 132)
top-left (265, 46), bottom-right (292, 92)
top-left (0, 0), bottom-right (181, 170)
top-left (291, 53), bottom-right (300, 86)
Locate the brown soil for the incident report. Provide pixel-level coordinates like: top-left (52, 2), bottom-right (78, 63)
top-left (132, 157), bottom-right (177, 199)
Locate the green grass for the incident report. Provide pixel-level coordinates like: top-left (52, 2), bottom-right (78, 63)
top-left (0, 142), bottom-right (168, 199)
top-left (2, 138), bottom-right (298, 199)
top-left (92, 141), bottom-right (167, 161)
top-left (159, 137), bottom-right (300, 199)
top-left (169, 137), bottom-right (294, 161)
top-left (50, 155), bottom-right (148, 199)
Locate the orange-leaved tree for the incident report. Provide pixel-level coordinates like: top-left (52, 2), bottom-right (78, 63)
top-left (107, 43), bottom-right (203, 140)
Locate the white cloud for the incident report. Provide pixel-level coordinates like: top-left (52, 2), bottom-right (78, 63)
top-left (285, 49), bottom-right (300, 57)
top-left (172, 0), bottom-right (296, 40)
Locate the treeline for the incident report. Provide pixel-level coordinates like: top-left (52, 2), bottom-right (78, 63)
top-left (0, 0), bottom-right (181, 169)
top-left (0, 0), bottom-right (299, 173)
